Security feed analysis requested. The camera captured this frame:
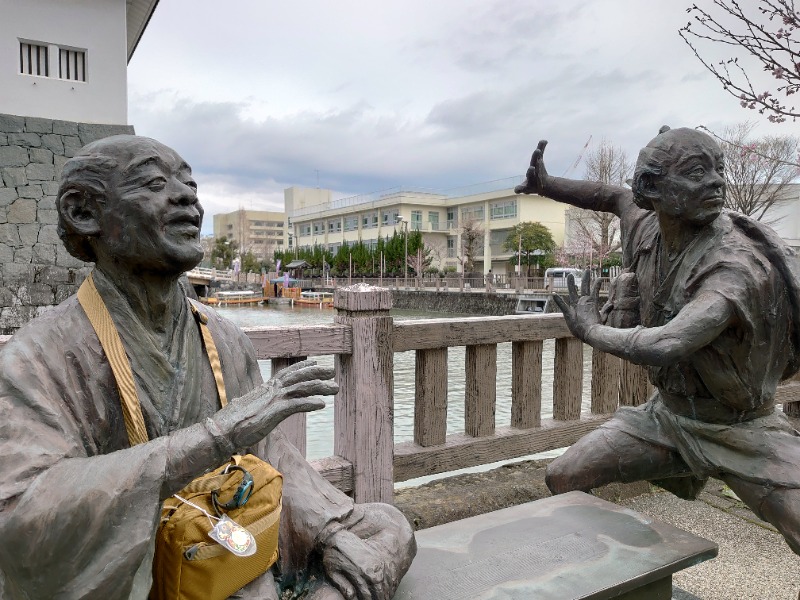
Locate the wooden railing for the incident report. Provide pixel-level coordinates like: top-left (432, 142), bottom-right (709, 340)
top-left (238, 286), bottom-right (648, 503)
top-left (2, 283), bottom-right (798, 506)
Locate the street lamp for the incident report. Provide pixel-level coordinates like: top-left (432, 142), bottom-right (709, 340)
top-left (396, 216), bottom-right (408, 288)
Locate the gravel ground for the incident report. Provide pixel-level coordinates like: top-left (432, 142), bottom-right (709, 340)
top-left (621, 482), bottom-right (800, 600)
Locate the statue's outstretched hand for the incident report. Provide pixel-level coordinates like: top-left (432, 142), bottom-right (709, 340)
top-left (211, 360), bottom-right (336, 451)
top-left (552, 273), bottom-right (602, 342)
top-left (514, 140), bottom-right (549, 195)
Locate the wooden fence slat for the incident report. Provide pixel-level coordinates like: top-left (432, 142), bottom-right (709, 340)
top-left (465, 344), bottom-right (497, 437)
top-left (310, 456), bottom-right (353, 493)
top-left (591, 349), bottom-right (620, 415)
top-left (511, 340), bottom-right (542, 429)
top-left (414, 348), bottom-right (448, 447)
top-left (393, 314), bottom-right (571, 352)
top-left (333, 286), bottom-right (394, 504)
top-left (394, 416), bottom-right (611, 482)
top-left (272, 356), bottom-right (308, 457)
top-left (780, 375), bottom-right (800, 416)
top-left (620, 361), bottom-right (650, 407)
top-left (553, 338), bottom-right (583, 420)
top-left (245, 324), bottom-right (351, 359)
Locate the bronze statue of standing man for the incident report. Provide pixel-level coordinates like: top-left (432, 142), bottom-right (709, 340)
top-left (517, 127), bottom-right (800, 555)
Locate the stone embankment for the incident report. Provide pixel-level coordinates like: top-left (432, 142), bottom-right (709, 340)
top-left (391, 289), bottom-right (521, 315)
top-left (0, 113), bottom-right (132, 333)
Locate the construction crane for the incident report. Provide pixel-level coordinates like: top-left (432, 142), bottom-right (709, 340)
top-left (561, 135), bottom-right (593, 177)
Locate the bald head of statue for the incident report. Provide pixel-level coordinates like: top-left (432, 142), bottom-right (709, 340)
top-left (56, 135), bottom-right (204, 277)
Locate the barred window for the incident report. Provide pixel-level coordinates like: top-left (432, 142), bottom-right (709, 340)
top-left (20, 42), bottom-right (48, 77)
top-left (59, 48), bottom-right (86, 82)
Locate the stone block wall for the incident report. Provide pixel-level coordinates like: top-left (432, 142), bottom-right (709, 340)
top-left (0, 113), bottom-right (134, 333)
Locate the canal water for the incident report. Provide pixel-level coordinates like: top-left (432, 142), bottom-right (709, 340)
top-left (217, 304), bottom-right (593, 471)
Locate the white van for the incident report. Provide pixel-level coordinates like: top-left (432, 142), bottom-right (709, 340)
top-left (544, 267), bottom-right (583, 290)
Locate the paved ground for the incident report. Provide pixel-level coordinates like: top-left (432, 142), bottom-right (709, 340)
top-left (620, 481), bottom-right (800, 600)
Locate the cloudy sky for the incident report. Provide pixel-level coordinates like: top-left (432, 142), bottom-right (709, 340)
top-left (127, 0), bottom-right (800, 235)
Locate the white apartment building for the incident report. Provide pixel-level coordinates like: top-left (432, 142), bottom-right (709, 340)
top-left (0, 0), bottom-right (157, 124)
top-left (284, 180), bottom-right (569, 275)
top-left (213, 209), bottom-right (286, 260)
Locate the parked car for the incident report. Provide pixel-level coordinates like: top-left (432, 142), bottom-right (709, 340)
top-left (544, 267), bottom-right (583, 290)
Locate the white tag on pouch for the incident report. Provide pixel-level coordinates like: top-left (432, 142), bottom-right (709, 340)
top-left (208, 515), bottom-right (257, 557)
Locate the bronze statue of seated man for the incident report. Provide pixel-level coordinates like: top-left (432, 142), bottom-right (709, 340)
top-left (517, 127), bottom-right (800, 556)
top-left (0, 135), bottom-right (415, 599)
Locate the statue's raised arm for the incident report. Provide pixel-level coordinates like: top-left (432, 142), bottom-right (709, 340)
top-left (515, 139), bottom-right (633, 217)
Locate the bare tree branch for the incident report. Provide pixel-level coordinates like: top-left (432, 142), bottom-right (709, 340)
top-left (563, 139), bottom-right (629, 267)
top-left (702, 122), bottom-right (800, 222)
top-left (459, 219), bottom-right (484, 274)
top-left (681, 0), bottom-right (800, 122)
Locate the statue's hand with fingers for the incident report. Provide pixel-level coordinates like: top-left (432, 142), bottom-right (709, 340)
top-left (514, 140), bottom-right (550, 195)
top-left (551, 273), bottom-right (603, 343)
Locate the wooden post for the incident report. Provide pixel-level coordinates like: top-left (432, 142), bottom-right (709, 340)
top-left (272, 356), bottom-right (308, 456)
top-left (465, 344), bottom-right (497, 437)
top-left (784, 401), bottom-right (800, 418)
top-left (511, 340), bottom-right (542, 429)
top-left (620, 361), bottom-right (649, 407)
top-left (553, 338), bottom-right (583, 420)
top-left (414, 348), bottom-right (448, 446)
top-left (334, 284), bottom-right (394, 503)
top-left (591, 348), bottom-right (620, 415)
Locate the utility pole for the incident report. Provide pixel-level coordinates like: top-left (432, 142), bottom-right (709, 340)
top-left (396, 216), bottom-right (408, 288)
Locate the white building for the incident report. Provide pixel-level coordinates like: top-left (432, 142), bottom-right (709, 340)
top-left (285, 180), bottom-right (570, 275)
top-left (0, 0), bottom-right (158, 124)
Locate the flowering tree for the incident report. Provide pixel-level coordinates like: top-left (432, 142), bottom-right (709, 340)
top-left (680, 0), bottom-right (800, 122)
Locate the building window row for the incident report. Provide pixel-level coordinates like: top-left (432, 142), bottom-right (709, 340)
top-left (461, 206), bottom-right (484, 222)
top-left (490, 200), bottom-right (517, 220)
top-left (20, 41), bottom-right (86, 82)
top-left (344, 216), bottom-right (359, 231)
top-left (382, 210), bottom-right (399, 226)
top-left (447, 237), bottom-right (456, 258)
top-left (362, 213), bottom-right (378, 228)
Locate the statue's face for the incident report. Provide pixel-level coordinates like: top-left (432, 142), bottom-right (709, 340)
top-left (651, 132), bottom-right (725, 226)
top-left (98, 139), bottom-right (204, 275)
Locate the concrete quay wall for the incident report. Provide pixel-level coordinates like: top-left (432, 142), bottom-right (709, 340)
top-left (0, 113), bottom-right (133, 333)
top-left (391, 289), bottom-right (520, 316)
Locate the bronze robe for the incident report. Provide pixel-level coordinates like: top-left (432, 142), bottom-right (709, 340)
top-left (0, 272), bottom-right (355, 599)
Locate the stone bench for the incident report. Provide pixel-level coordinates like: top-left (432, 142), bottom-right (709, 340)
top-left (393, 491), bottom-right (717, 600)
